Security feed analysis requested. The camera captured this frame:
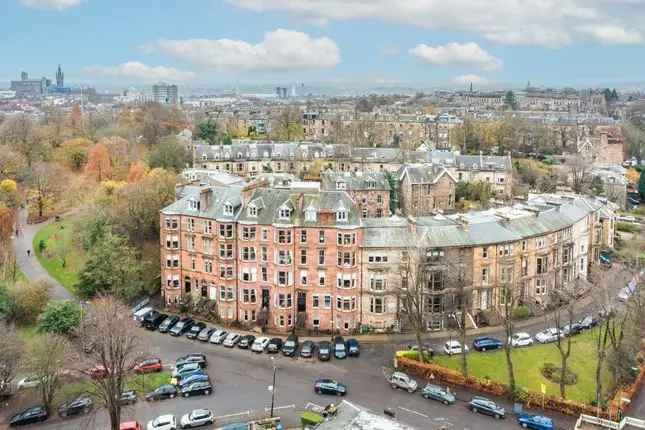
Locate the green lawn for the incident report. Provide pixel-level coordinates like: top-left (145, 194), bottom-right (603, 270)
top-left (433, 330), bottom-right (609, 404)
top-left (33, 218), bottom-right (86, 294)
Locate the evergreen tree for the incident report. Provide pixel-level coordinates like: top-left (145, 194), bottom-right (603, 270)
top-left (504, 91), bottom-right (518, 110)
top-left (196, 119), bottom-right (219, 145)
top-left (639, 170), bottom-right (645, 199)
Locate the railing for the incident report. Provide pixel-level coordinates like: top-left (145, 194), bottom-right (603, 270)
top-left (575, 414), bottom-right (645, 430)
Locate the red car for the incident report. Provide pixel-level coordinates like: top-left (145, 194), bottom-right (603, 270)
top-left (86, 365), bottom-right (107, 379)
top-left (134, 358), bottom-right (163, 374)
top-left (120, 421), bottom-right (143, 430)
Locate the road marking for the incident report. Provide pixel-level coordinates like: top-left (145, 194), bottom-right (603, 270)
top-left (397, 406), bottom-right (429, 418)
top-left (214, 411), bottom-right (251, 420)
top-left (264, 404), bottom-right (295, 412)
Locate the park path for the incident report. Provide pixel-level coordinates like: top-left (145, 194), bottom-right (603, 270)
top-left (11, 208), bottom-right (73, 300)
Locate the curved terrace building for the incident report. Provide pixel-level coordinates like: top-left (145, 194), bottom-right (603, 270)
top-left (161, 177), bottom-right (615, 334)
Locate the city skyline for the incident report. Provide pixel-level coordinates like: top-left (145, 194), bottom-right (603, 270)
top-left (4, 0), bottom-right (645, 90)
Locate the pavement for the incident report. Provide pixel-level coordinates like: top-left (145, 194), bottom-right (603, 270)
top-left (11, 208), bottom-right (72, 300)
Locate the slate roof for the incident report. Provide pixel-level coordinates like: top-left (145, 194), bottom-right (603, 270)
top-left (398, 163), bottom-right (455, 184)
top-left (161, 185), bottom-right (244, 221)
top-left (321, 171), bottom-right (390, 191)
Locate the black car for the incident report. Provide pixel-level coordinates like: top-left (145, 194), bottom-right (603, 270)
top-left (318, 341), bottom-right (331, 361)
top-left (58, 395), bottom-right (93, 417)
top-left (238, 335), bottom-right (256, 349)
top-left (9, 405), bottom-right (48, 427)
top-left (158, 315), bottom-right (179, 333)
top-left (169, 317), bottom-right (194, 336)
top-left (119, 390), bottom-right (137, 405)
top-left (300, 340), bottom-right (315, 358)
top-left (578, 315), bottom-right (599, 330)
top-left (314, 379), bottom-right (347, 396)
top-left (468, 396), bottom-right (506, 419)
top-left (145, 384), bottom-right (178, 401)
top-left (176, 353), bottom-right (208, 369)
top-left (333, 336), bottom-right (346, 359)
top-left (186, 322), bottom-right (206, 339)
top-left (267, 337), bottom-right (283, 354)
top-left (282, 335), bottom-right (299, 357)
top-left (180, 381), bottom-right (213, 398)
top-left (561, 322), bottom-right (583, 337)
top-left (346, 339), bottom-right (360, 357)
top-left (143, 311), bottom-right (168, 330)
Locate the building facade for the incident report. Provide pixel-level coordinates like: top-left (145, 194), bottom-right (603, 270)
top-left (160, 181), bottom-right (616, 334)
top-left (321, 171), bottom-right (391, 218)
top-left (153, 82), bottom-right (179, 105)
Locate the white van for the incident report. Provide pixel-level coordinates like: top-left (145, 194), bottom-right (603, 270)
top-left (133, 306), bottom-right (153, 322)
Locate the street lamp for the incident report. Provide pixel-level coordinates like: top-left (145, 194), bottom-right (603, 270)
top-left (269, 357), bottom-right (277, 418)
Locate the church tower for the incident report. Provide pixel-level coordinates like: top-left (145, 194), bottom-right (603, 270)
top-left (56, 65), bottom-right (64, 88)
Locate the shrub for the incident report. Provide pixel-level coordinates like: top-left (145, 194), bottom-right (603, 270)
top-left (37, 300), bottom-right (81, 335)
top-left (540, 362), bottom-right (577, 385)
top-left (512, 305), bottom-right (531, 320)
top-left (617, 222), bottom-right (639, 233)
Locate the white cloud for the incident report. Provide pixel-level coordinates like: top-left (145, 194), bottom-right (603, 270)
top-left (410, 42), bottom-right (502, 71)
top-left (578, 25), bottom-right (642, 44)
top-left (20, 0), bottom-right (83, 10)
top-left (452, 74), bottom-right (488, 85)
top-left (227, 0), bottom-right (645, 47)
top-left (82, 62), bottom-right (196, 82)
top-left (142, 29), bottom-right (341, 72)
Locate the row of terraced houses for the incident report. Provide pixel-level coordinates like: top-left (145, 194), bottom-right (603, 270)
top-left (160, 170), bottom-right (616, 333)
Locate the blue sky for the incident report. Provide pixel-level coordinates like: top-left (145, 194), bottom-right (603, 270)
top-left (3, 0), bottom-right (645, 90)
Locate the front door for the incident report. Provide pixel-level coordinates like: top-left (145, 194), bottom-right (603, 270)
top-left (297, 292), bottom-right (307, 312)
top-left (262, 289), bottom-right (270, 309)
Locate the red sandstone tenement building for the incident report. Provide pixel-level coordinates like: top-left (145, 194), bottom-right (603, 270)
top-left (161, 180), bottom-right (616, 334)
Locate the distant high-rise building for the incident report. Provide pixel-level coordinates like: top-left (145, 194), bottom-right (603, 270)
top-left (10, 71), bottom-right (48, 98)
top-left (152, 82), bottom-right (179, 105)
top-left (56, 65), bottom-right (64, 88)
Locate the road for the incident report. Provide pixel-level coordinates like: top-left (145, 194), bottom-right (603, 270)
top-left (32, 328), bottom-right (577, 430)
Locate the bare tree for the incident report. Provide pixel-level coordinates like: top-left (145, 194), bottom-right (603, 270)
top-left (563, 154), bottom-right (592, 194)
top-left (443, 249), bottom-right (472, 377)
top-left (27, 162), bottom-right (66, 219)
top-left (0, 323), bottom-right (24, 398)
top-left (26, 334), bottom-right (72, 413)
top-left (400, 246), bottom-right (429, 363)
top-left (498, 266), bottom-right (521, 396)
top-left (0, 114), bottom-right (47, 168)
top-left (76, 296), bottom-right (147, 430)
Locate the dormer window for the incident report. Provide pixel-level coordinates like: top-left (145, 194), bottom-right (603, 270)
top-left (305, 208), bottom-right (317, 222)
top-left (189, 199), bottom-right (200, 211)
top-left (336, 209), bottom-right (348, 222)
top-left (201, 154), bottom-right (208, 161)
top-left (223, 203), bottom-right (234, 216)
top-left (336, 181), bottom-right (346, 190)
top-left (248, 205), bottom-right (257, 217)
top-left (279, 206), bottom-right (291, 220)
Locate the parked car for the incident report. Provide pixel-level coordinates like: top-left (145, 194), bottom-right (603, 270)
top-left (58, 395), bottom-right (93, 417)
top-left (158, 315), bottom-right (179, 333)
top-left (443, 340), bottom-right (468, 355)
top-left (120, 421), bottom-right (143, 430)
top-left (178, 373), bottom-right (209, 389)
top-left (421, 384), bottom-right (456, 405)
top-left (169, 317), bottom-right (194, 337)
top-left (314, 379), bottom-right (347, 396)
top-left (468, 396), bottom-right (506, 419)
top-left (346, 339), bottom-right (360, 357)
top-left (251, 336), bottom-right (270, 353)
top-left (223, 333), bottom-right (241, 348)
top-left (142, 311), bottom-right (167, 330)
top-left (172, 362), bottom-right (201, 378)
top-left (133, 306), bottom-right (153, 323)
top-left (120, 390), bottom-right (137, 405)
top-left (267, 337), bottom-right (283, 353)
top-left (535, 328), bottom-right (562, 344)
top-left (238, 335), bottom-right (256, 349)
top-left (146, 414), bottom-right (177, 430)
top-left (145, 384), bottom-right (177, 401)
top-left (333, 336), bottom-right (346, 359)
top-left (209, 329), bottom-right (228, 344)
top-left (517, 413), bottom-right (555, 430)
top-left (577, 315), bottom-right (598, 330)
top-left (9, 405), bottom-right (48, 427)
top-left (386, 371), bottom-right (418, 393)
top-left (180, 409), bottom-right (214, 429)
top-left (197, 327), bottom-right (215, 342)
top-left (176, 353), bottom-right (207, 369)
top-left (407, 344), bottom-right (434, 359)
top-left (510, 332), bottom-right (534, 347)
top-left (173, 369), bottom-right (205, 385)
top-left (131, 298), bottom-right (150, 314)
top-left (134, 358), bottom-right (163, 374)
top-left (180, 381), bottom-right (213, 398)
top-left (17, 376), bottom-right (42, 390)
top-left (560, 322), bottom-right (582, 337)
top-left (186, 322), bottom-right (206, 340)
top-left (300, 340), bottom-right (316, 358)
top-left (282, 335), bottom-right (299, 357)
top-left (318, 341), bottom-right (331, 361)
top-left (473, 336), bottom-right (503, 352)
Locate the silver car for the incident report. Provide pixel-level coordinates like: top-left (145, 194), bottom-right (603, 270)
top-left (209, 329), bottom-right (228, 344)
top-left (180, 408), bottom-right (213, 429)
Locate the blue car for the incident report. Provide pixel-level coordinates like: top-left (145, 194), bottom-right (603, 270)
top-left (517, 413), bottom-right (554, 430)
top-left (472, 336), bottom-right (503, 352)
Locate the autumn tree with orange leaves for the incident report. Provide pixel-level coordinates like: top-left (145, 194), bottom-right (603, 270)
top-left (126, 162), bottom-right (146, 183)
top-left (85, 143), bottom-right (112, 182)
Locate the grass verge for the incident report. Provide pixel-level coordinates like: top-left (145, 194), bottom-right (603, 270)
top-left (433, 329), bottom-right (610, 404)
